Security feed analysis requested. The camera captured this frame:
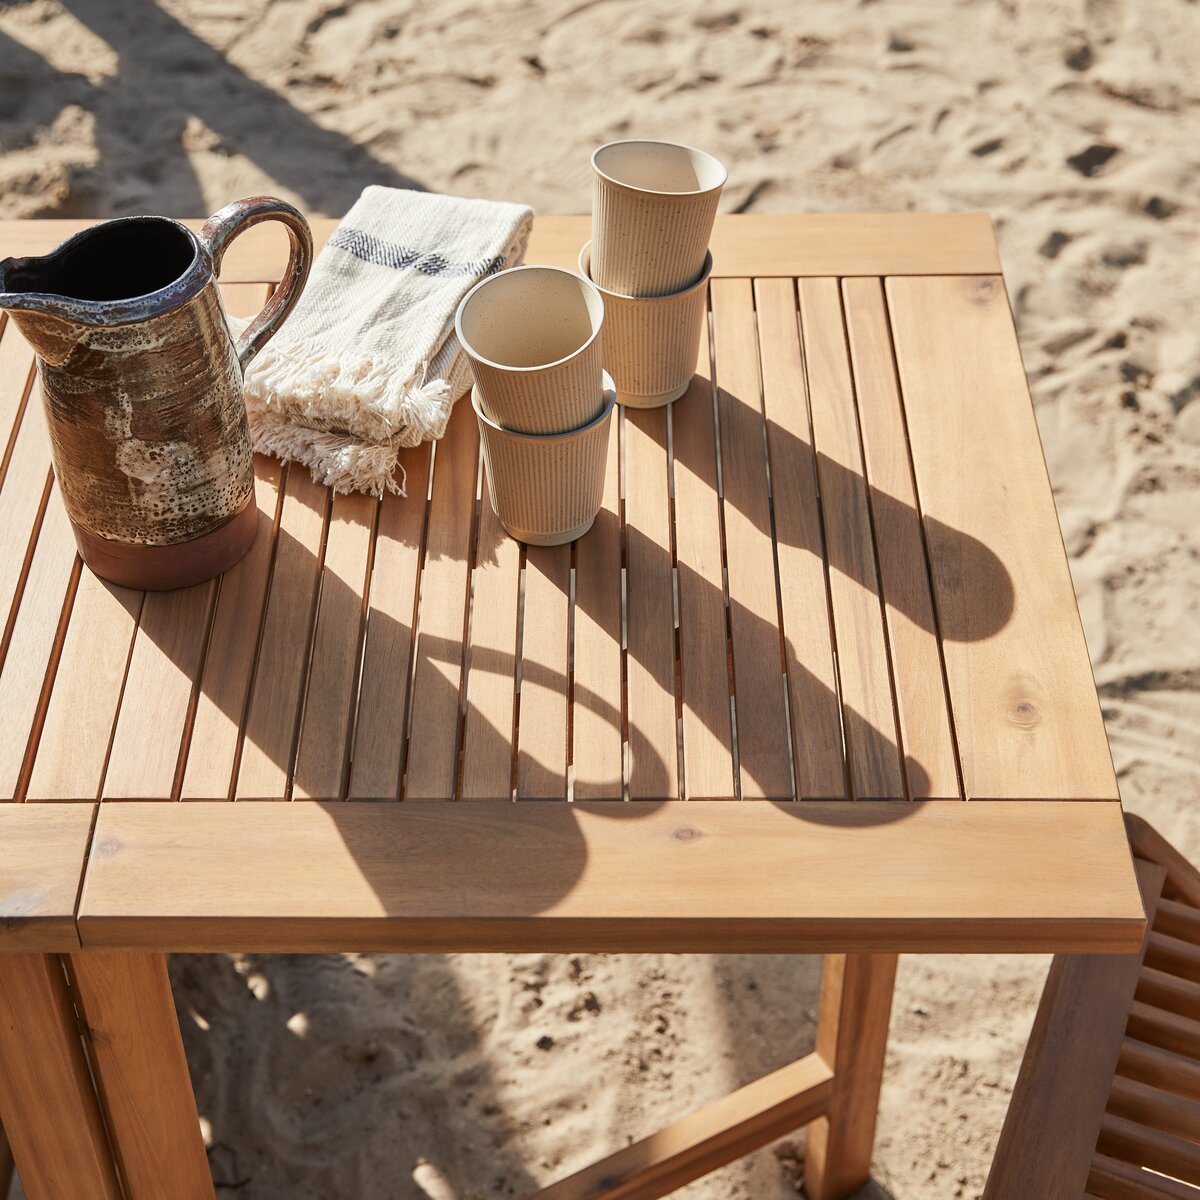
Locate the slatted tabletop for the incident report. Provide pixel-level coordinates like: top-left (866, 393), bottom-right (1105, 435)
top-left (0, 213), bottom-right (1145, 954)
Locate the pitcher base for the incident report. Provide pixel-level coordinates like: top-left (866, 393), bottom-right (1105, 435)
top-left (72, 496), bottom-right (258, 591)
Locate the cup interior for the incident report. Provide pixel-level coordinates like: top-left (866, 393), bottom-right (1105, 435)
top-left (593, 141), bottom-right (726, 196)
top-left (457, 267), bottom-right (603, 371)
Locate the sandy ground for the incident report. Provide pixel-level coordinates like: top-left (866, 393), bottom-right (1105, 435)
top-left (2, 1), bottom-right (1198, 1197)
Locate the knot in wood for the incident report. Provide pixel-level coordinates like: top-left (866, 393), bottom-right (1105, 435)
top-left (672, 825), bottom-right (702, 843)
top-left (1008, 698), bottom-right (1041, 729)
top-left (95, 835), bottom-right (124, 857)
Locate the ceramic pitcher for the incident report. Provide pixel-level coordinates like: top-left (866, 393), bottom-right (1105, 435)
top-left (0, 197), bottom-right (312, 589)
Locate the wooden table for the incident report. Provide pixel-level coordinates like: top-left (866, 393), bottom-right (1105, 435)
top-left (0, 213), bottom-right (1144, 1200)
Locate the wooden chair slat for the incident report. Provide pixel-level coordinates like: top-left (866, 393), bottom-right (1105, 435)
top-left (842, 276), bottom-right (961, 799)
top-left (1119, 1039), bottom-right (1200, 1105)
top-left (572, 411), bottom-right (623, 799)
top-left (1137, 967), bottom-right (1200, 1023)
top-left (1126, 1000), bottom-right (1200, 1061)
top-left (623, 408), bottom-right (679, 800)
top-left (1107, 1076), bottom-right (1200, 1147)
top-left (1089, 1152), bottom-right (1200, 1200)
top-left (886, 275), bottom-right (1118, 800)
top-left (1098, 1113), bottom-right (1200, 1188)
top-left (754, 278), bottom-right (845, 800)
top-left (403, 402), bottom-right (476, 798)
top-left (710, 277), bottom-right (793, 799)
top-left (347, 442), bottom-right (430, 800)
top-left (799, 277), bottom-right (904, 799)
top-left (671, 317), bottom-right (735, 798)
top-left (1146, 933), bottom-right (1200, 986)
top-left (1155, 898), bottom-right (1200, 944)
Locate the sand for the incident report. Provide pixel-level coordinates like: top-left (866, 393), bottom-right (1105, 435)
top-left (2, 0), bottom-right (1198, 1197)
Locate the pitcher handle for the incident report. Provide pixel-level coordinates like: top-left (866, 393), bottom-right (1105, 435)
top-left (199, 197), bottom-right (314, 371)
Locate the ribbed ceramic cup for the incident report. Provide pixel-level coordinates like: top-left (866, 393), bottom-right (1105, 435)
top-left (579, 242), bottom-right (712, 409)
top-left (590, 140), bottom-right (726, 297)
top-left (474, 371), bottom-right (616, 545)
top-left (455, 265), bottom-right (605, 435)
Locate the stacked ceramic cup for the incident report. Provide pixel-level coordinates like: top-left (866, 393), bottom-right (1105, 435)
top-left (581, 140), bottom-right (726, 407)
top-left (456, 265), bottom-right (615, 545)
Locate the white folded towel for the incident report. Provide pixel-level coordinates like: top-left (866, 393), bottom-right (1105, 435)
top-left (240, 186), bottom-right (534, 496)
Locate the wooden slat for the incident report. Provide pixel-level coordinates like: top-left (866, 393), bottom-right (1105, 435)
top-left (1126, 1000), bottom-right (1200, 1060)
top-left (0, 313), bottom-right (33, 465)
top-left (672, 316), bottom-right (735, 798)
top-left (710, 277), bottom-right (793, 799)
top-left (1155, 898), bottom-right (1200, 944)
top-left (0, 486), bottom-right (77, 800)
top-left (624, 409), bottom-right (679, 800)
top-left (805, 954), bottom-right (897, 1200)
top-left (887, 275), bottom-right (1118, 800)
top-left (235, 466), bottom-right (328, 800)
top-left (347, 442), bottom-right (430, 800)
top-left (461, 479), bottom-right (520, 800)
top-left (0, 804), bottom-right (94, 951)
top-left (103, 577), bottom-right (216, 800)
top-left (799, 278), bottom-right (905, 800)
top-left (178, 457), bottom-right (283, 800)
top-left (572, 412), bottom-right (623, 799)
top-left (1137, 967), bottom-right (1200, 1022)
top-left (982, 858), bottom-right (1166, 1200)
top-left (1119, 1040), bottom-right (1200, 1104)
top-left (77, 798), bottom-right (1145, 954)
top-left (0, 954), bottom-right (122, 1200)
top-left (404, 402), bottom-right (477, 799)
top-left (0, 214), bottom-right (1003, 281)
top-left (1108, 1075), bottom-right (1200, 1146)
top-left (1128, 816), bottom-right (1200, 908)
top-left (69, 952), bottom-right (214, 1199)
top-left (518, 545), bottom-right (570, 799)
top-left (532, 1053), bottom-right (833, 1200)
top-left (1146, 932), bottom-right (1200, 986)
top-left (1098, 1113), bottom-right (1200, 1187)
top-left (26, 571), bottom-right (142, 802)
top-left (754, 278), bottom-right (845, 800)
top-left (1089, 1153), bottom-right (1200, 1200)
top-left (292, 489), bottom-right (375, 800)
top-left (842, 277), bottom-right (960, 799)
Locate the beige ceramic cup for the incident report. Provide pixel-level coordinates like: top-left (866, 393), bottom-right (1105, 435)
top-left (579, 242), bottom-right (712, 409)
top-left (455, 265), bottom-right (605, 435)
top-left (474, 371), bottom-right (616, 545)
top-left (590, 140), bottom-right (726, 297)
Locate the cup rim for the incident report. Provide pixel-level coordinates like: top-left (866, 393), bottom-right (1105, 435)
top-left (471, 371), bottom-right (615, 441)
top-left (455, 264), bottom-right (605, 375)
top-left (578, 241), bottom-right (714, 301)
top-left (591, 140), bottom-right (728, 198)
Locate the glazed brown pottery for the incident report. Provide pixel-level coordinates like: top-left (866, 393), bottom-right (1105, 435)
top-left (0, 196), bottom-right (313, 589)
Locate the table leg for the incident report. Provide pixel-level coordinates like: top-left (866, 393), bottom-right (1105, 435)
top-left (805, 953), bottom-right (898, 1200)
top-left (68, 951), bottom-right (214, 1200)
top-left (0, 953), bottom-right (122, 1200)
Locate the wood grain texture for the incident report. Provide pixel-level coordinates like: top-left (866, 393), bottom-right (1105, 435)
top-left (25, 569), bottom-right (141, 801)
top-left (710, 278), bottom-right (793, 799)
top-left (532, 1054), bottom-right (833, 1200)
top-left (103, 576), bottom-right (216, 800)
top-left (1088, 1152), bottom-right (1200, 1200)
top-left (0, 954), bottom-right (122, 1200)
top-left (0, 803), bottom-right (93, 950)
top-left (70, 952), bottom-right (214, 1199)
top-left (292, 489), bottom-right (375, 799)
top-left (805, 954), bottom-right (898, 1200)
top-left (672, 316), bottom-right (735, 799)
top-left (178, 456), bottom-right (283, 800)
top-left (981, 858), bottom-right (1166, 1200)
top-left (0, 484), bottom-right (76, 800)
top-left (842, 277), bottom-right (960, 799)
top-left (77, 799), bottom-right (1144, 954)
top-left (404, 402), bottom-right (476, 799)
top-left (887, 275), bottom-right (1118, 801)
top-left (1097, 1113), bottom-right (1200, 1188)
top-left (624, 408), bottom-right (679, 800)
top-left (348, 442), bottom-right (430, 800)
top-left (1119, 1039), bottom-right (1200, 1104)
top-left (235, 465), bottom-right (328, 800)
top-left (754, 278), bottom-right (845, 800)
top-left (0, 214), bottom-right (1002, 280)
top-left (518, 545), bottom-right (570, 799)
top-left (799, 278), bottom-right (905, 800)
top-left (572, 412), bottom-right (623, 799)
top-left (461, 487), bottom-right (520, 799)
